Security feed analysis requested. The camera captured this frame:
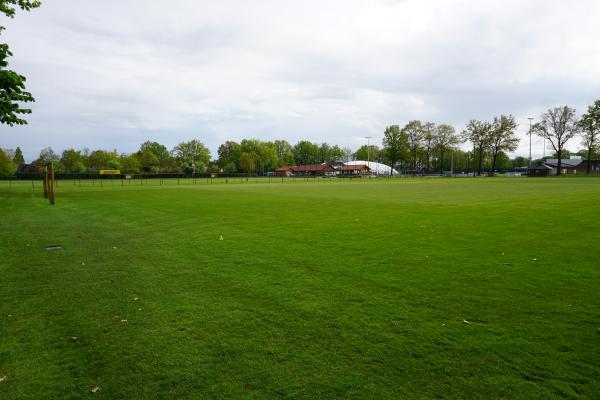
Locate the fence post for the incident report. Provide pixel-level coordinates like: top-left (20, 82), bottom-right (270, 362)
top-left (49, 163), bottom-right (55, 205)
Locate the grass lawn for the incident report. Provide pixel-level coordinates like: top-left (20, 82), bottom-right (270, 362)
top-left (1, 177), bottom-right (599, 399)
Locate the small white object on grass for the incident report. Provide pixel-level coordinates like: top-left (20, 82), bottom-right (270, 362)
top-left (463, 320), bottom-right (470, 325)
top-left (91, 386), bottom-right (100, 394)
top-left (0, 375), bottom-right (6, 383)
top-left (120, 319), bottom-right (128, 324)
top-left (113, 246), bottom-right (117, 249)
top-left (219, 235), bottom-right (224, 241)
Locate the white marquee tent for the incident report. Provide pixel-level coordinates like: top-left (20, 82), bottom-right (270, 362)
top-left (344, 161), bottom-right (398, 176)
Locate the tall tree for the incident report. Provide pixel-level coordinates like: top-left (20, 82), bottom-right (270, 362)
top-left (512, 156), bottom-right (529, 168)
top-left (487, 115), bottom-right (519, 173)
top-left (172, 139), bottom-right (211, 172)
top-left (0, 147), bottom-right (15, 175)
top-left (138, 148), bottom-right (160, 173)
top-left (217, 140), bottom-right (241, 168)
top-left (238, 152), bottom-right (257, 173)
top-left (119, 153), bottom-right (140, 174)
top-left (421, 122), bottom-right (436, 171)
top-left (0, 0), bottom-right (40, 126)
top-left (59, 148), bottom-right (85, 173)
top-left (532, 106), bottom-right (579, 176)
top-left (354, 145), bottom-right (380, 162)
top-left (257, 141), bottom-right (278, 173)
top-left (382, 124), bottom-right (408, 175)
top-left (318, 142), bottom-right (331, 163)
top-left (35, 146), bottom-right (58, 166)
top-left (328, 145), bottom-right (345, 163)
top-left (239, 139), bottom-right (272, 173)
top-left (273, 140), bottom-right (295, 166)
top-left (12, 145), bottom-right (24, 164)
top-left (293, 141), bottom-right (320, 165)
top-left (403, 120), bottom-right (425, 170)
top-left (86, 149), bottom-right (119, 171)
top-left (138, 141), bottom-right (168, 161)
top-left (462, 120), bottom-right (492, 176)
top-left (433, 124), bottom-right (460, 173)
top-left (579, 100), bottom-right (600, 174)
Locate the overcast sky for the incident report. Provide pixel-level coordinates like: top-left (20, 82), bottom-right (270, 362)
top-left (1, 0), bottom-right (599, 161)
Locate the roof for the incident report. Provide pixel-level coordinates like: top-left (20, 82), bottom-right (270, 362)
top-left (529, 164), bottom-right (553, 170)
top-left (290, 164), bottom-right (335, 172)
top-left (543, 158), bottom-right (583, 167)
top-left (274, 166), bottom-right (293, 172)
top-left (339, 164), bottom-right (370, 171)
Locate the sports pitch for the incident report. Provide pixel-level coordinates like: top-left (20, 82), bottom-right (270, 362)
top-left (1, 177), bottom-right (599, 399)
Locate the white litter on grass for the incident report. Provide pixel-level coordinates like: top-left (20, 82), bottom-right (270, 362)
top-left (463, 320), bottom-right (470, 325)
top-left (0, 375), bottom-right (6, 383)
top-left (532, 258), bottom-right (538, 261)
top-left (113, 246), bottom-right (117, 249)
top-left (134, 297), bottom-right (139, 301)
top-left (219, 235), bottom-right (224, 241)
top-left (120, 319), bottom-right (128, 324)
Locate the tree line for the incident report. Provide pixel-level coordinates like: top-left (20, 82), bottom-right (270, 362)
top-left (0, 139), bottom-right (351, 176)
top-left (1, 101), bottom-right (599, 176)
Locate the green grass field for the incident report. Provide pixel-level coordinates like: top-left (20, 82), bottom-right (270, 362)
top-left (1, 177), bottom-right (599, 399)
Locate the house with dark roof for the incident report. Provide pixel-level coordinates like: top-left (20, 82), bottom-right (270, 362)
top-left (274, 164), bottom-right (337, 177)
top-left (528, 164), bottom-right (553, 177)
top-left (338, 164), bottom-right (371, 176)
top-left (542, 158), bottom-right (582, 175)
top-left (291, 164), bottom-right (336, 176)
top-left (274, 166), bottom-right (294, 177)
top-left (529, 156), bottom-right (600, 175)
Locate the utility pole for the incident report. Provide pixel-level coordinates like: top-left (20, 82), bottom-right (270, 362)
top-left (528, 117), bottom-right (534, 167)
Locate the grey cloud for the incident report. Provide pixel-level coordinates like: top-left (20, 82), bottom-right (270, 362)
top-left (1, 0), bottom-right (599, 161)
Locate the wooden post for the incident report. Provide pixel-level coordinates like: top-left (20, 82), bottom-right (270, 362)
top-left (43, 166), bottom-right (49, 199)
top-left (49, 162), bottom-right (56, 205)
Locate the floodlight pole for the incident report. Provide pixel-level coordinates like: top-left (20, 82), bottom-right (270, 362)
top-left (528, 117), bottom-right (534, 167)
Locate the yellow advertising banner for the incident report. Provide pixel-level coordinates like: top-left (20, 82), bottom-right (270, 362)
top-left (99, 170), bottom-right (121, 175)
